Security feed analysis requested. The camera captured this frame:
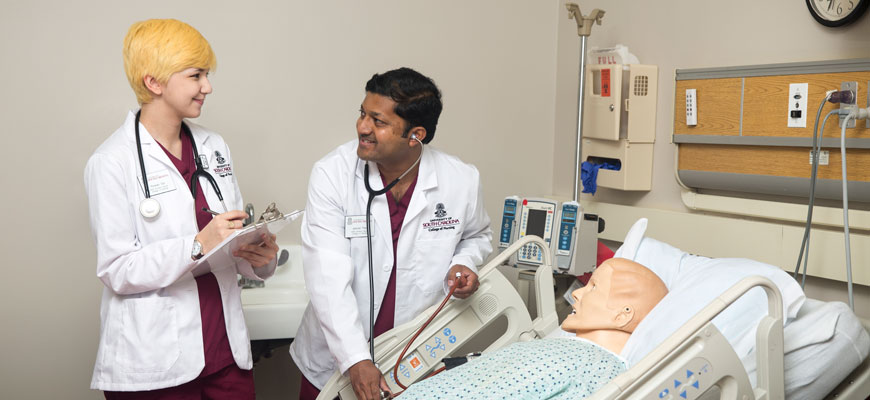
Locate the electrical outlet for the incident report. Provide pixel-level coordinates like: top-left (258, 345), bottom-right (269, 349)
top-left (839, 81), bottom-right (857, 128)
top-left (686, 89), bottom-right (697, 126)
top-left (809, 150), bottom-right (829, 166)
top-left (788, 83), bottom-right (808, 128)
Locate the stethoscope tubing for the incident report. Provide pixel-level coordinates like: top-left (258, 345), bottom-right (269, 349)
top-left (134, 110), bottom-right (226, 214)
top-left (361, 139), bottom-right (423, 363)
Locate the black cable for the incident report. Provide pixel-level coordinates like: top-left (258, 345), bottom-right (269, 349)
top-left (363, 162), bottom-right (401, 362)
top-left (134, 110), bottom-right (150, 199)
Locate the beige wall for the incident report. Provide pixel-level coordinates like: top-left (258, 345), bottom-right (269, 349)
top-left (0, 1), bottom-right (558, 399)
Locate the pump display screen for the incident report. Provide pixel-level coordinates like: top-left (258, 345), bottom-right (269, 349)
top-left (526, 209), bottom-right (547, 238)
top-left (562, 211), bottom-right (576, 221)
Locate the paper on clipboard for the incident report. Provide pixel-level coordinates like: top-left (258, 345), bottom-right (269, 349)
top-left (192, 209), bottom-right (304, 277)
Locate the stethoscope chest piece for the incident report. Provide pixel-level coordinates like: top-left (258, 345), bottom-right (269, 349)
top-left (139, 197), bottom-right (161, 218)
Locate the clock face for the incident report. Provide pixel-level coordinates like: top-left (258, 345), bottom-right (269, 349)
top-left (807, 0), bottom-right (869, 26)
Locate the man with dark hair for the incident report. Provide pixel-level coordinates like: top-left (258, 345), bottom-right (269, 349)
top-left (363, 67), bottom-right (442, 144)
top-left (290, 67), bottom-right (493, 400)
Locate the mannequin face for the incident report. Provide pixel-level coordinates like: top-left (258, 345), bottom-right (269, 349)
top-left (561, 263), bottom-right (624, 333)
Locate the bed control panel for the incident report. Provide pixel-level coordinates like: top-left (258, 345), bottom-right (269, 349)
top-left (651, 357), bottom-right (712, 400)
top-left (384, 310), bottom-right (481, 392)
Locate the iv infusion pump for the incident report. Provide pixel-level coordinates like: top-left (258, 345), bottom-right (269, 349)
top-left (499, 196), bottom-right (600, 276)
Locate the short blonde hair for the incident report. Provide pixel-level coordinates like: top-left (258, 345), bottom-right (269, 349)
top-left (123, 19), bottom-right (217, 104)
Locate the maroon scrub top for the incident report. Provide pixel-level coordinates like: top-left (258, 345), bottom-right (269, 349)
top-left (158, 129), bottom-right (235, 374)
top-left (373, 174), bottom-right (418, 337)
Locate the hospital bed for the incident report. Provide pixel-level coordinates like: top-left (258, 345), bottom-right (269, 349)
top-left (317, 236), bottom-right (870, 399)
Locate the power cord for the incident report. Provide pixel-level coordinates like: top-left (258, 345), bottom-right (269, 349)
top-left (794, 91), bottom-right (835, 287)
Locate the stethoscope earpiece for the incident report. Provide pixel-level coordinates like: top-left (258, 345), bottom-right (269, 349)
top-left (139, 198), bottom-right (161, 218)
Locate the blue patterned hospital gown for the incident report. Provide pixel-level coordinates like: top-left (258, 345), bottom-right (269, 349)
top-left (398, 337), bottom-right (627, 399)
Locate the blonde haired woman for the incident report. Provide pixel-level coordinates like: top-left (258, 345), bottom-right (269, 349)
top-left (85, 19), bottom-right (277, 399)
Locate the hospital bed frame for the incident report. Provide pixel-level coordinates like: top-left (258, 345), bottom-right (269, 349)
top-left (317, 236), bottom-right (559, 399)
top-left (316, 238), bottom-right (868, 399)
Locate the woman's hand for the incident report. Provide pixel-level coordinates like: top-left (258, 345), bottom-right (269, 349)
top-left (234, 233), bottom-right (279, 268)
top-left (195, 210), bottom-right (248, 254)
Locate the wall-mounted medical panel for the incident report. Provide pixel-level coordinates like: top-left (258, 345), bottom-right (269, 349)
top-left (673, 59), bottom-right (870, 200)
top-left (673, 78), bottom-right (742, 136)
top-left (582, 64), bottom-right (657, 191)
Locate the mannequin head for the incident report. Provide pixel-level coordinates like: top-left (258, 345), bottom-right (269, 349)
top-left (561, 257), bottom-right (668, 353)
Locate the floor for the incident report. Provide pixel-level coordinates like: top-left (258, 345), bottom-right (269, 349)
top-left (253, 344), bottom-right (302, 400)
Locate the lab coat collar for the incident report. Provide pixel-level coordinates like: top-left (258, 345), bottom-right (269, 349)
top-left (354, 146), bottom-right (436, 198)
top-left (401, 147), bottom-right (436, 223)
top-left (354, 146), bottom-right (436, 265)
top-left (124, 110), bottom-right (213, 173)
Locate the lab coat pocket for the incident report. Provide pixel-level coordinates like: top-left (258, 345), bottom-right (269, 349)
top-left (411, 237), bottom-right (458, 295)
top-left (116, 297), bottom-right (180, 373)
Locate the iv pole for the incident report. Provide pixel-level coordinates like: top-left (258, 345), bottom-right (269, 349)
top-left (566, 3), bottom-right (604, 202)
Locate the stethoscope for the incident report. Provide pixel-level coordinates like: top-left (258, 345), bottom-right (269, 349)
top-left (134, 110), bottom-right (227, 218)
top-left (363, 134), bottom-right (424, 362)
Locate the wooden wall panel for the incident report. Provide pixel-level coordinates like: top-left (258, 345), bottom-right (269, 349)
top-left (674, 78), bottom-right (742, 135)
top-left (678, 143), bottom-right (870, 181)
top-left (742, 71), bottom-right (870, 138)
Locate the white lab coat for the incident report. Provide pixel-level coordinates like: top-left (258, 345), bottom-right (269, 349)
top-left (84, 111), bottom-right (275, 391)
top-left (289, 140), bottom-right (493, 388)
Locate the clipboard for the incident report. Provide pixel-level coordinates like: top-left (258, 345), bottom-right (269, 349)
top-left (192, 209), bottom-right (304, 276)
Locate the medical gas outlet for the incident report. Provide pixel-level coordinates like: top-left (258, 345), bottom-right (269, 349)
top-left (787, 83), bottom-right (808, 128)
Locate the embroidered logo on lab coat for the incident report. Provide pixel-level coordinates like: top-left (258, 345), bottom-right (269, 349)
top-left (424, 203), bottom-right (459, 232)
top-left (213, 151), bottom-right (232, 177)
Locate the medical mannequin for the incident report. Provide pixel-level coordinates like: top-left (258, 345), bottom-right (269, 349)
top-left (561, 257), bottom-right (669, 354)
top-left (399, 258), bottom-right (668, 399)
top-left (290, 68), bottom-right (493, 400)
top-left (84, 19), bottom-right (278, 398)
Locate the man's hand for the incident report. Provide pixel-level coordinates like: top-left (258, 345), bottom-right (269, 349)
top-left (446, 264), bottom-right (479, 299)
top-left (348, 360), bottom-right (390, 400)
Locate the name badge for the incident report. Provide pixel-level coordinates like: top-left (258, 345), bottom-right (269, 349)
top-left (345, 215), bottom-right (368, 238)
top-left (138, 169), bottom-right (177, 196)
top-left (198, 154), bottom-right (209, 169)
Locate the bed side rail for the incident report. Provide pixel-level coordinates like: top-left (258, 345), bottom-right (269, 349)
top-left (591, 276), bottom-right (784, 400)
top-left (317, 236), bottom-right (554, 400)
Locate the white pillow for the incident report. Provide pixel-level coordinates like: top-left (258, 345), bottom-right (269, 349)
top-left (615, 218), bottom-right (806, 366)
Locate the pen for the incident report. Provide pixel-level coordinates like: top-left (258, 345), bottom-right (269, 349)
top-left (202, 207), bottom-right (220, 216)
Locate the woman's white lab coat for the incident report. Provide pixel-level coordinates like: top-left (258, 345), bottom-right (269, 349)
top-left (289, 140), bottom-right (493, 388)
top-left (84, 111), bottom-right (274, 391)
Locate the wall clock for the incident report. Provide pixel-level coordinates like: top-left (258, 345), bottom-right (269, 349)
top-left (807, 0), bottom-right (869, 27)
